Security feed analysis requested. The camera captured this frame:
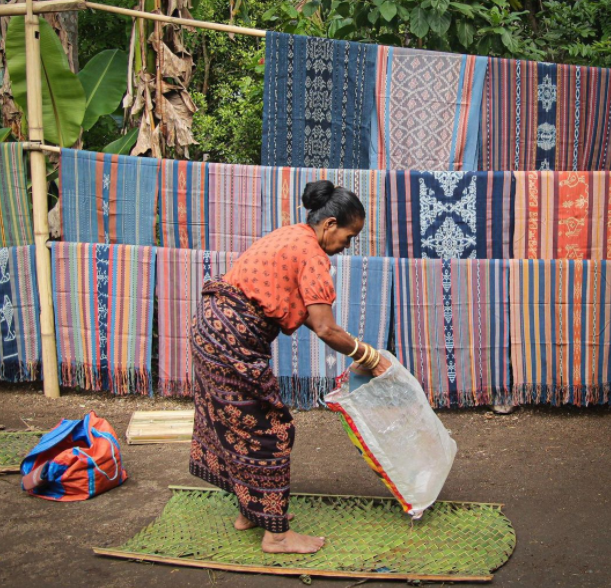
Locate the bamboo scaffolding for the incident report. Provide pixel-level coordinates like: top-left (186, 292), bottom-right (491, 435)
top-left (0, 0), bottom-right (267, 37)
top-left (24, 0), bottom-right (60, 398)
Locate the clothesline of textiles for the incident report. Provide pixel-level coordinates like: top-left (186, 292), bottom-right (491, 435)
top-left (3, 240), bottom-right (611, 410)
top-left (262, 32), bottom-right (611, 172)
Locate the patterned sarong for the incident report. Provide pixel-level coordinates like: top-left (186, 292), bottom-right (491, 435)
top-left (59, 149), bottom-right (159, 245)
top-left (190, 280), bottom-right (294, 533)
top-left (0, 246), bottom-right (41, 382)
top-left (394, 259), bottom-right (511, 408)
top-left (50, 243), bottom-right (157, 395)
top-left (271, 255), bottom-right (393, 409)
top-left (386, 171), bottom-right (513, 259)
top-left (372, 47), bottom-right (487, 171)
top-left (480, 59), bottom-right (611, 171)
top-left (156, 248), bottom-right (239, 396)
top-left (262, 166), bottom-right (387, 257)
top-left (158, 158), bottom-right (207, 249)
top-left (510, 260), bottom-right (611, 405)
top-left (262, 32), bottom-right (377, 170)
top-left (513, 171), bottom-right (611, 259)
top-left (0, 143), bottom-right (34, 247)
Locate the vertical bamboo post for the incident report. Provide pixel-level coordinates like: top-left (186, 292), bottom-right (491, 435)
top-left (25, 0), bottom-right (60, 398)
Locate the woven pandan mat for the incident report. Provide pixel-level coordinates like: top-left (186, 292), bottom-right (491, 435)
top-left (94, 486), bottom-right (516, 582)
top-left (0, 431), bottom-right (43, 473)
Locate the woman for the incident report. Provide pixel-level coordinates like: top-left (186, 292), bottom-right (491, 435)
top-left (189, 180), bottom-right (391, 554)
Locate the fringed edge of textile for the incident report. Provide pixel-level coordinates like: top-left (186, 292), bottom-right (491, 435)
top-left (278, 376), bottom-right (337, 410)
top-left (0, 360), bottom-right (41, 383)
top-left (157, 377), bottom-right (194, 398)
top-left (60, 361), bottom-right (102, 391)
top-left (109, 367), bottom-right (153, 397)
top-left (511, 384), bottom-right (611, 407)
top-left (432, 387), bottom-right (514, 409)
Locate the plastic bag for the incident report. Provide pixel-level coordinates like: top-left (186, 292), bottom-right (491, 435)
top-left (325, 350), bottom-right (457, 518)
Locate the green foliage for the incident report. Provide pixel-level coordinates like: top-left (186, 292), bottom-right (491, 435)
top-left (6, 17), bottom-right (86, 147)
top-left (103, 127), bottom-right (140, 154)
top-left (0, 128), bottom-right (12, 142)
top-left (78, 50), bottom-right (129, 131)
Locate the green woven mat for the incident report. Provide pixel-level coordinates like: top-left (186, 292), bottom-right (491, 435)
top-left (0, 431), bottom-right (43, 473)
top-left (94, 486), bottom-right (516, 581)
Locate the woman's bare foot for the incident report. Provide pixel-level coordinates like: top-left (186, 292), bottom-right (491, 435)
top-left (261, 529), bottom-right (325, 554)
top-left (234, 512), bottom-right (294, 531)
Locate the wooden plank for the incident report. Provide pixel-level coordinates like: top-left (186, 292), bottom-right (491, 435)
top-left (126, 411), bottom-right (194, 445)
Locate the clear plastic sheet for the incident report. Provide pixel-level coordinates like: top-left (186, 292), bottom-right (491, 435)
top-left (326, 350), bottom-right (457, 518)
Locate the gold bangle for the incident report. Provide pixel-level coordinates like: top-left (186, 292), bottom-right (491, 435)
top-left (368, 352), bottom-right (381, 370)
top-left (356, 343), bottom-right (372, 365)
top-left (363, 348), bottom-right (378, 370)
top-left (355, 343), bottom-right (369, 364)
top-left (347, 338), bottom-right (360, 358)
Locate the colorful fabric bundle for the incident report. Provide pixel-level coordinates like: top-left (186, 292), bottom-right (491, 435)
top-left (271, 255), bottom-right (393, 409)
top-left (156, 248), bottom-right (239, 397)
top-left (480, 59), bottom-right (611, 171)
top-left (0, 143), bottom-right (34, 246)
top-left (50, 243), bottom-right (156, 395)
top-left (394, 259), bottom-right (511, 408)
top-left (59, 149), bottom-right (159, 245)
top-left (513, 171), bottom-right (611, 259)
top-left (510, 260), bottom-right (611, 405)
top-left (386, 171), bottom-right (514, 259)
top-left (372, 47), bottom-right (487, 171)
top-left (0, 246), bottom-right (41, 382)
top-left (262, 32), bottom-right (377, 170)
top-left (262, 166), bottom-right (387, 256)
top-left (158, 158), bottom-right (207, 249)
top-left (207, 163), bottom-right (261, 253)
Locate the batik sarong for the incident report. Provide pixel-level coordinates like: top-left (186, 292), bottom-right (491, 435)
top-left (513, 171), bottom-right (611, 259)
top-left (207, 163), bottom-right (261, 253)
top-left (51, 243), bottom-right (156, 395)
top-left (480, 58), bottom-right (611, 171)
top-left (510, 260), bottom-right (611, 405)
top-left (386, 171), bottom-right (513, 259)
top-left (158, 158), bottom-right (207, 249)
top-left (0, 143), bottom-right (34, 246)
top-left (0, 246), bottom-right (41, 382)
top-left (271, 255), bottom-right (393, 409)
top-left (156, 248), bottom-right (239, 396)
top-left (372, 47), bottom-right (487, 171)
top-left (60, 148), bottom-right (159, 245)
top-left (394, 259), bottom-right (511, 408)
top-left (262, 166), bottom-right (387, 257)
top-left (190, 280), bottom-right (294, 533)
top-left (262, 32), bottom-right (377, 170)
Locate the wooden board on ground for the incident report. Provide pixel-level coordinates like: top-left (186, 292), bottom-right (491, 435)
top-left (126, 410), bottom-right (194, 445)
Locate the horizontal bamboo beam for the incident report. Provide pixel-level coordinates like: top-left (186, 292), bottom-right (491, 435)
top-left (0, 0), bottom-right (86, 16)
top-left (0, 1), bottom-right (267, 38)
top-left (22, 141), bottom-right (62, 154)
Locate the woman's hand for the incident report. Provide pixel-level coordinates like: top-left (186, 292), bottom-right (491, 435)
top-left (371, 354), bottom-right (391, 377)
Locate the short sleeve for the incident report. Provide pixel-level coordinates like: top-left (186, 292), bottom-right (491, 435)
top-left (299, 255), bottom-right (336, 306)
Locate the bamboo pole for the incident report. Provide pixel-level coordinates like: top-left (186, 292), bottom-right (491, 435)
top-left (21, 141), bottom-right (62, 154)
top-left (24, 0), bottom-right (60, 398)
top-left (0, 1), bottom-right (267, 38)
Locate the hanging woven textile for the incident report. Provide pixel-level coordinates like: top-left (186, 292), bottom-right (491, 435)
top-left (480, 59), bottom-right (611, 171)
top-left (386, 170), bottom-right (514, 259)
top-left (371, 47), bottom-right (487, 171)
top-left (59, 149), bottom-right (159, 245)
top-left (50, 243), bottom-right (157, 395)
top-left (0, 246), bottom-right (41, 382)
top-left (271, 255), bottom-right (393, 409)
top-left (510, 259), bottom-right (611, 406)
top-left (394, 259), bottom-right (511, 408)
top-left (156, 248), bottom-right (239, 397)
top-left (158, 158), bottom-right (207, 249)
top-left (262, 166), bottom-right (387, 257)
top-left (513, 171), bottom-right (611, 259)
top-left (0, 143), bottom-right (34, 247)
top-left (262, 32), bottom-right (377, 169)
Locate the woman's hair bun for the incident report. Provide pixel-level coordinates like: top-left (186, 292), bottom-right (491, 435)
top-left (302, 180), bottom-right (335, 211)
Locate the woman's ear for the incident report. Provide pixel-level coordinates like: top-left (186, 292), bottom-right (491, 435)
top-left (324, 217), bottom-right (338, 230)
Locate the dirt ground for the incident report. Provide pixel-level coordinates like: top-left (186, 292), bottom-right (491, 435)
top-left (1, 385), bottom-right (610, 588)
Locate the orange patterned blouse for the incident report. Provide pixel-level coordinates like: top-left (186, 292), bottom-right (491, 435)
top-left (223, 223), bottom-right (336, 335)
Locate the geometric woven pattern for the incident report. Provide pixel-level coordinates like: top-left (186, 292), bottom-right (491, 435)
top-left (0, 431), bottom-right (43, 473)
top-left (94, 487), bottom-right (516, 581)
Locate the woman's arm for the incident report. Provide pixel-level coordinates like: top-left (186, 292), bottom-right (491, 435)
top-left (304, 304), bottom-right (391, 377)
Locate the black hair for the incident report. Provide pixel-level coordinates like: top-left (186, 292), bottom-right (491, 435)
top-left (302, 180), bottom-right (365, 227)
